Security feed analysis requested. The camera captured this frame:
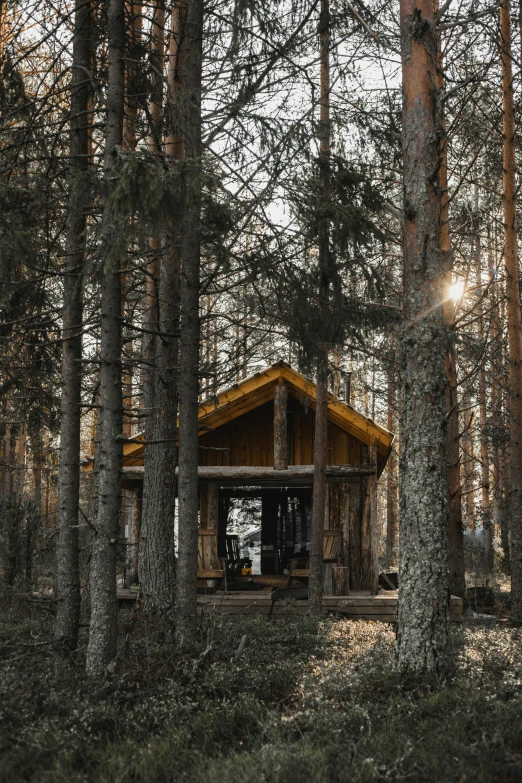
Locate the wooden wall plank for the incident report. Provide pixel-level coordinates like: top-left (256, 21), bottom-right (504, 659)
top-left (339, 482), bottom-right (350, 573)
top-left (197, 395), bottom-right (376, 472)
top-left (360, 477), bottom-right (372, 590)
top-left (349, 479), bottom-right (361, 590)
top-left (329, 484), bottom-right (340, 530)
top-left (349, 437), bottom-right (361, 465)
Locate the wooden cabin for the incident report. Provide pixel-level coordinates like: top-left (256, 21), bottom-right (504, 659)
top-left (83, 362), bottom-right (465, 621)
top-left (90, 362), bottom-right (394, 597)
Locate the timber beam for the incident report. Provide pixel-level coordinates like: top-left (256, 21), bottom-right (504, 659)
top-left (122, 464), bottom-right (376, 485)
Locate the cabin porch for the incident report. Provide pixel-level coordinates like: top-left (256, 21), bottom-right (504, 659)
top-left (117, 586), bottom-right (464, 623)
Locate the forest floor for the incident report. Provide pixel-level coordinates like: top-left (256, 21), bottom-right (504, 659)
top-left (1, 600), bottom-right (522, 783)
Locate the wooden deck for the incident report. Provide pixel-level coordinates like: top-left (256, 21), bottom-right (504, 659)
top-left (117, 589), bottom-right (464, 623)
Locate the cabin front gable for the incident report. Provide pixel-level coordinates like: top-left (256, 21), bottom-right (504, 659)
top-left (198, 394), bottom-right (368, 469)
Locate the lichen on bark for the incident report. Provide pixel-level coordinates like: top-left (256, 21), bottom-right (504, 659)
top-left (397, 0), bottom-right (449, 673)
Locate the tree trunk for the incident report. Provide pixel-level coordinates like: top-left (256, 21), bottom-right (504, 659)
top-left (436, 13), bottom-right (465, 599)
top-left (120, 2), bottom-right (142, 439)
top-left (139, 0), bottom-right (179, 614)
top-left (28, 449), bottom-right (43, 584)
top-left (142, 0), bottom-right (164, 417)
top-left (492, 266), bottom-right (510, 571)
top-left (308, 0), bottom-right (330, 616)
top-left (175, 0), bottom-right (204, 642)
top-left (125, 487), bottom-right (141, 586)
top-left (309, 361), bottom-right (328, 613)
top-left (54, 0), bottom-right (92, 654)
top-left (475, 195), bottom-right (493, 573)
top-left (461, 389), bottom-right (476, 529)
top-left (397, 0), bottom-right (449, 672)
top-left (85, 0), bottom-right (125, 678)
top-left (273, 383), bottom-right (288, 470)
top-left (14, 424), bottom-right (26, 499)
top-left (385, 370), bottom-right (398, 569)
top-left (500, 0), bottom-right (522, 621)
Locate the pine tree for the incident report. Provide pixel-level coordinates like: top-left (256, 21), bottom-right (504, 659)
top-left (397, 0), bottom-right (449, 672)
top-left (175, 0), bottom-right (204, 642)
top-left (54, 0), bottom-right (93, 658)
top-left (86, 0), bottom-right (126, 678)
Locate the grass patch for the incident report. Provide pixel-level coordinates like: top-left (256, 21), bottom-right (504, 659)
top-left (1, 603), bottom-right (521, 782)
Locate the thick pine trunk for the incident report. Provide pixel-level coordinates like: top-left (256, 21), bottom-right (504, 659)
top-left (139, 0), bottom-right (179, 613)
top-left (500, 0), bottom-right (522, 622)
top-left (309, 361), bottom-right (328, 612)
top-left (445, 316), bottom-right (465, 597)
top-left (139, 246), bottom-right (179, 610)
top-left (141, 0), bottom-right (164, 417)
top-left (54, 0), bottom-right (92, 654)
top-left (120, 2), bottom-right (142, 439)
top-left (85, 0), bottom-right (125, 678)
top-left (397, 0), bottom-right (449, 672)
top-left (175, 0), bottom-right (204, 642)
top-left (308, 0), bottom-right (330, 616)
top-left (436, 18), bottom-right (465, 599)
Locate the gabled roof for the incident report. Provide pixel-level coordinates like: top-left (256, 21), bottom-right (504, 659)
top-left (82, 361), bottom-right (394, 471)
top-left (198, 361), bottom-right (393, 455)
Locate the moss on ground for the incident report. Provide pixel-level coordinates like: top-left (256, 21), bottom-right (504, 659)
top-left (0, 603), bottom-right (521, 782)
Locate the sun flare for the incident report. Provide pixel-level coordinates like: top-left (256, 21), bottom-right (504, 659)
top-left (449, 280), bottom-right (465, 301)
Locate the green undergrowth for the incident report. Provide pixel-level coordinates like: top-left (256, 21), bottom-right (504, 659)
top-left (1, 602), bottom-right (521, 783)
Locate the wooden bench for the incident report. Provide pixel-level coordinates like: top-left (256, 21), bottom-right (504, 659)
top-left (286, 529), bottom-right (343, 587)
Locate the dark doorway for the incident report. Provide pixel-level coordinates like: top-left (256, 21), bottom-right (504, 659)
top-left (217, 487), bottom-right (312, 575)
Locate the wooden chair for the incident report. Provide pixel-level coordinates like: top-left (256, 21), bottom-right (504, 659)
top-left (225, 535), bottom-right (242, 576)
top-left (198, 529), bottom-right (226, 589)
top-left (286, 529), bottom-right (343, 587)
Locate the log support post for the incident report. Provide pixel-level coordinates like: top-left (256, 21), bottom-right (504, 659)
top-left (207, 484), bottom-right (218, 530)
top-left (274, 381), bottom-right (288, 470)
top-left (348, 479), bottom-right (361, 590)
top-left (199, 484), bottom-right (218, 528)
top-left (339, 482), bottom-right (350, 594)
top-left (370, 442), bottom-right (379, 595)
top-left (126, 485), bottom-right (142, 587)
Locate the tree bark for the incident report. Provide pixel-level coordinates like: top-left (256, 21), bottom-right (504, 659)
top-left (120, 1), bottom-right (142, 439)
top-left (461, 389), bottom-right (476, 528)
top-left (126, 486), bottom-right (141, 586)
top-left (500, 0), bottom-right (522, 622)
top-left (54, 0), bottom-right (92, 655)
top-left (28, 449), bottom-right (43, 584)
top-left (309, 363), bottom-right (328, 613)
top-left (492, 268), bottom-right (510, 571)
top-left (273, 383), bottom-right (288, 470)
top-left (86, 0), bottom-right (125, 678)
top-left (308, 0), bottom-right (330, 616)
top-left (139, 0), bottom-right (179, 614)
top-left (475, 194), bottom-right (493, 572)
top-left (436, 13), bottom-right (466, 599)
top-left (397, 0), bottom-right (449, 672)
top-left (142, 0), bottom-right (164, 416)
top-left (124, 464), bottom-right (375, 481)
top-left (385, 370), bottom-right (398, 569)
top-left (175, 0), bottom-right (204, 642)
